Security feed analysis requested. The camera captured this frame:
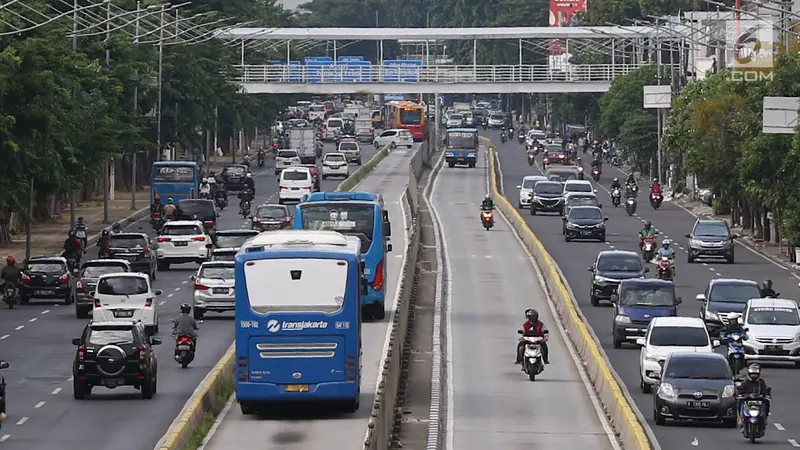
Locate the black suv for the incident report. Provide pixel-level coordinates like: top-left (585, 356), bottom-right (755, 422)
top-left (697, 278), bottom-right (762, 335)
top-left (251, 204), bottom-right (291, 231)
top-left (106, 233), bottom-right (157, 279)
top-left (530, 181), bottom-right (565, 215)
top-left (19, 256), bottom-right (73, 305)
top-left (72, 320), bottom-right (161, 399)
top-left (220, 164), bottom-right (250, 191)
top-left (72, 259), bottom-right (131, 319)
top-left (177, 199), bottom-right (218, 233)
top-left (563, 206), bottom-right (608, 242)
top-left (588, 250), bottom-right (648, 306)
top-left (686, 219), bottom-right (737, 264)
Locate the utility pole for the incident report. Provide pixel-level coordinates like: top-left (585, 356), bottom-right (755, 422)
top-left (69, 0), bottom-right (78, 230)
top-left (131, 1), bottom-right (140, 211)
top-left (156, 5), bottom-right (164, 161)
top-left (102, 0), bottom-right (112, 223)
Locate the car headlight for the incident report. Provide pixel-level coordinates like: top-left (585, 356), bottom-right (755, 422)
top-left (615, 315), bottom-right (631, 324)
top-left (706, 311), bottom-right (720, 322)
top-left (445, 152), bottom-right (454, 157)
top-left (566, 223), bottom-right (577, 230)
top-left (468, 152), bottom-right (476, 157)
top-left (722, 384), bottom-right (735, 398)
top-left (690, 239), bottom-right (702, 247)
top-left (658, 382), bottom-right (675, 398)
top-left (594, 275), bottom-right (616, 283)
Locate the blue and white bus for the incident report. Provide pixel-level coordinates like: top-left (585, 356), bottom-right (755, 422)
top-left (445, 127), bottom-right (479, 168)
top-left (295, 192), bottom-right (392, 320)
top-left (234, 230), bottom-right (365, 414)
top-left (150, 161), bottom-right (199, 203)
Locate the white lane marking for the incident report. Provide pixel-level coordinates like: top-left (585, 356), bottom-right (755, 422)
top-left (173, 287), bottom-right (181, 292)
top-left (159, 300), bottom-right (166, 306)
top-left (41, 309), bottom-right (49, 315)
top-left (28, 318), bottom-right (37, 323)
top-left (14, 326), bottom-right (23, 331)
top-left (34, 401), bottom-right (45, 408)
top-left (51, 388), bottom-right (61, 395)
top-left (702, 262), bottom-right (708, 266)
top-left (789, 439), bottom-right (800, 447)
top-left (167, 293), bottom-right (174, 298)
top-left (775, 423), bottom-right (785, 430)
top-left (15, 417), bottom-right (27, 425)
top-left (0, 335), bottom-right (8, 340)
top-left (0, 435), bottom-right (9, 442)
top-left (182, 280), bottom-right (189, 285)
top-left (67, 376), bottom-right (73, 381)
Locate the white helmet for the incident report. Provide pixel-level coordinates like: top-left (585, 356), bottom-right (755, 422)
top-left (727, 312), bottom-right (741, 321)
top-left (201, 177), bottom-right (208, 183)
top-left (662, 239), bottom-right (670, 246)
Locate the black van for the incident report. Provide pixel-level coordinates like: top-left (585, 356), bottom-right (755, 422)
top-left (176, 199), bottom-right (217, 232)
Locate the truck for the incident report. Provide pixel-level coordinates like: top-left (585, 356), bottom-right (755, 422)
top-left (289, 127), bottom-right (317, 164)
top-left (453, 102), bottom-right (471, 113)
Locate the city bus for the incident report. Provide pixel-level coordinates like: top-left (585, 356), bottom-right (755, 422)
top-left (385, 101), bottom-right (425, 141)
top-left (150, 161), bottom-right (200, 203)
top-left (445, 128), bottom-right (479, 168)
top-left (295, 193), bottom-right (392, 321)
top-left (234, 230), bottom-right (365, 414)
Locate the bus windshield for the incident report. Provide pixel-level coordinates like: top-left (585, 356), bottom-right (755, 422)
top-left (400, 109), bottom-right (422, 124)
top-left (447, 131), bottom-right (477, 149)
top-left (153, 164), bottom-right (195, 182)
top-left (299, 203), bottom-right (375, 252)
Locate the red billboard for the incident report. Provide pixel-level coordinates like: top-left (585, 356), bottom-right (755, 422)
top-left (549, 0), bottom-right (587, 27)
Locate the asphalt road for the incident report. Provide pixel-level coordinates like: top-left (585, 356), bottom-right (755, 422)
top-left (431, 143), bottom-right (614, 450)
top-left (201, 144), bottom-right (417, 450)
top-left (491, 129), bottom-right (800, 450)
top-left (0, 141), bottom-right (376, 450)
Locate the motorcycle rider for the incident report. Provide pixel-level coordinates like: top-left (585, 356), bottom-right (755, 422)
top-left (243, 173), bottom-right (255, 195)
top-left (760, 279), bottom-right (777, 298)
top-left (97, 229), bottom-right (111, 258)
top-left (625, 173), bottom-right (636, 187)
top-left (736, 364), bottom-right (771, 426)
top-left (111, 222), bottom-right (122, 234)
top-left (650, 178), bottom-right (662, 197)
top-left (610, 177), bottom-right (622, 192)
top-left (657, 239), bottom-right (676, 275)
top-left (63, 230), bottom-right (84, 268)
top-left (173, 303), bottom-right (199, 347)
top-left (163, 198), bottom-right (177, 220)
top-left (722, 312), bottom-right (746, 338)
top-left (515, 308), bottom-right (550, 365)
top-left (150, 194), bottom-right (164, 217)
top-left (199, 178), bottom-right (211, 198)
top-left (480, 194), bottom-right (494, 210)
top-left (74, 216), bottom-right (88, 248)
top-left (1, 256), bottom-right (21, 299)
top-left (639, 221), bottom-right (657, 251)
top-left (238, 188), bottom-right (254, 215)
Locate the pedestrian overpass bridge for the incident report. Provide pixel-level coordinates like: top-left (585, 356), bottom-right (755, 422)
top-left (215, 26), bottom-right (690, 94)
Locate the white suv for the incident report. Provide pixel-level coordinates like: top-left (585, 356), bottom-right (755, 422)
top-left (374, 129), bottom-right (413, 149)
top-left (279, 167), bottom-right (314, 204)
top-left (562, 179), bottom-right (595, 197)
top-left (321, 152), bottom-right (350, 179)
top-left (338, 140), bottom-right (362, 165)
top-left (742, 298), bottom-right (800, 365)
top-left (637, 317), bottom-right (718, 393)
top-left (91, 272), bottom-right (162, 334)
top-left (275, 149), bottom-right (301, 175)
top-left (155, 220), bottom-right (211, 271)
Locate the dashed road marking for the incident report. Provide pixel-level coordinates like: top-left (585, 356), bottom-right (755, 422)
top-left (34, 401), bottom-right (45, 408)
top-left (0, 335), bottom-right (9, 340)
top-left (41, 310), bottom-right (49, 315)
top-left (167, 293), bottom-right (174, 298)
top-left (182, 280), bottom-right (189, 285)
top-left (789, 438), bottom-right (800, 447)
top-left (775, 423), bottom-right (785, 430)
top-left (0, 435), bottom-right (9, 442)
top-left (14, 326), bottom-right (23, 331)
top-left (159, 300), bottom-right (166, 306)
top-left (28, 317), bottom-right (37, 323)
top-left (51, 388), bottom-right (61, 395)
top-left (173, 287), bottom-right (181, 292)
top-left (15, 417), bottom-right (27, 425)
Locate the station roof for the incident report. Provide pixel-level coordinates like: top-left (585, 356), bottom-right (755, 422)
top-left (215, 26), bottom-right (692, 41)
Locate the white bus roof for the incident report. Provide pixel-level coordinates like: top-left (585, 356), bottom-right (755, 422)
top-left (240, 230), bottom-right (361, 254)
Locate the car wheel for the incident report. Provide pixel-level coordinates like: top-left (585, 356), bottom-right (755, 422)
top-left (726, 254), bottom-right (735, 264)
top-left (653, 408), bottom-right (666, 425)
top-left (240, 401), bottom-right (257, 415)
top-left (322, 175), bottom-right (327, 180)
top-left (530, 207), bottom-right (536, 216)
top-left (564, 235), bottom-right (571, 242)
top-left (343, 398), bottom-right (360, 413)
top-left (612, 335), bottom-right (622, 349)
top-left (141, 375), bottom-right (155, 399)
top-left (374, 142), bottom-right (380, 149)
top-left (73, 377), bottom-right (88, 400)
top-left (640, 376), bottom-right (652, 393)
top-left (76, 307), bottom-right (90, 319)
top-left (407, 145), bottom-right (412, 149)
top-left (599, 233), bottom-right (606, 243)
top-left (390, 142), bottom-right (397, 149)
top-left (153, 321), bottom-right (159, 334)
top-left (150, 269), bottom-right (156, 281)
top-left (590, 294), bottom-right (599, 306)
top-left (157, 260), bottom-right (169, 271)
top-left (64, 294), bottom-right (73, 305)
top-left (194, 309), bottom-right (204, 320)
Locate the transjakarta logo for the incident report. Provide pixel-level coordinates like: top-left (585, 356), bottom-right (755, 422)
top-left (267, 319), bottom-right (329, 333)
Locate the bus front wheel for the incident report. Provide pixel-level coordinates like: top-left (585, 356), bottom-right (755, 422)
top-left (343, 398), bottom-right (359, 413)
top-left (368, 303), bottom-right (385, 321)
top-left (240, 401), bottom-right (257, 415)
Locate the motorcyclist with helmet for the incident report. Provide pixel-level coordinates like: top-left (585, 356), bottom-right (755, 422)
top-left (243, 173), bottom-right (255, 195)
top-left (199, 178), bottom-right (211, 199)
top-left (97, 229), bottom-right (111, 258)
top-left (480, 194), bottom-right (494, 211)
top-left (173, 303), bottom-right (199, 347)
top-left (162, 198), bottom-right (177, 220)
top-left (736, 363), bottom-right (771, 426)
top-left (626, 173), bottom-right (637, 187)
top-left (760, 279), bottom-right (777, 298)
top-left (722, 312), bottom-right (746, 337)
top-left (638, 222), bottom-right (657, 242)
top-left (74, 216), bottom-right (88, 249)
top-left (111, 222), bottom-right (122, 234)
top-left (610, 177), bottom-right (622, 191)
top-left (1, 255), bottom-right (21, 298)
top-left (63, 230), bottom-right (84, 268)
top-left (150, 194), bottom-right (164, 216)
top-left (515, 308), bottom-right (549, 365)
top-left (657, 239), bottom-right (676, 275)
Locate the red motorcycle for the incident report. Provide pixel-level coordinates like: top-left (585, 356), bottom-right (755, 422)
top-left (174, 335), bottom-right (195, 369)
top-left (480, 209), bottom-right (494, 230)
top-left (657, 256), bottom-right (674, 281)
top-left (257, 150), bottom-right (266, 168)
top-left (641, 235), bottom-right (656, 261)
top-left (650, 191), bottom-right (663, 210)
top-left (591, 166), bottom-right (601, 182)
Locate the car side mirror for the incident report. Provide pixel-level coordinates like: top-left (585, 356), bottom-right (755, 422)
top-left (190, 275), bottom-right (196, 281)
top-left (151, 337), bottom-right (162, 346)
top-left (743, 327), bottom-right (749, 333)
top-left (587, 266), bottom-right (594, 272)
top-left (387, 243), bottom-right (393, 252)
top-left (72, 338), bottom-right (81, 346)
top-left (248, 215), bottom-right (253, 219)
top-left (155, 289), bottom-right (163, 296)
top-left (517, 329), bottom-right (524, 335)
top-left (598, 204), bottom-right (603, 208)
top-left (635, 337), bottom-right (646, 346)
top-left (712, 339), bottom-right (721, 347)
top-left (0, 360), bottom-right (8, 370)
top-left (676, 297), bottom-right (683, 305)
top-left (89, 291), bottom-right (96, 298)
top-left (603, 217), bottom-right (609, 221)
top-left (516, 185), bottom-right (521, 189)
top-left (731, 234), bottom-right (739, 239)
top-left (684, 233), bottom-right (691, 238)
top-left (610, 294), bottom-right (619, 303)
top-left (562, 217), bottom-right (567, 221)
top-left (644, 267), bottom-right (650, 273)
top-left (696, 294), bottom-right (706, 302)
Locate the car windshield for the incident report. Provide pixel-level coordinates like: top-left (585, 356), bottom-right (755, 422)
top-left (88, 328), bottom-right (135, 346)
top-left (97, 276), bottom-right (148, 295)
top-left (212, 252), bottom-right (236, 261)
top-left (82, 265), bottom-right (127, 279)
top-left (255, 206), bottom-right (287, 220)
top-left (566, 183), bottom-right (592, 193)
top-left (109, 236), bottom-right (147, 249)
top-left (222, 166), bottom-right (246, 175)
top-left (522, 179), bottom-right (541, 189)
top-left (534, 183), bottom-right (562, 194)
top-left (569, 208), bottom-right (602, 220)
top-left (200, 265), bottom-right (235, 279)
top-left (597, 255), bottom-right (642, 272)
top-left (709, 283), bottom-right (761, 304)
top-left (548, 171), bottom-right (577, 181)
top-left (650, 326), bottom-right (709, 347)
top-left (747, 306), bottom-right (800, 325)
top-left (339, 142), bottom-right (358, 151)
top-left (327, 119), bottom-right (343, 128)
top-left (300, 203), bottom-right (374, 252)
top-left (620, 286), bottom-right (676, 307)
top-left (27, 262), bottom-right (64, 273)
top-left (450, 114), bottom-right (463, 120)
top-left (177, 201), bottom-right (214, 220)
top-left (215, 233), bottom-right (256, 249)
top-left (694, 222), bottom-right (729, 237)
top-left (546, 145), bottom-right (563, 153)
top-left (568, 197), bottom-right (598, 207)
top-left (664, 358), bottom-right (730, 379)
top-left (326, 154), bottom-right (346, 162)
top-left (278, 151), bottom-right (298, 158)
top-left (163, 225), bottom-right (202, 236)
top-left (283, 171), bottom-right (309, 181)
top-left (490, 114), bottom-right (503, 120)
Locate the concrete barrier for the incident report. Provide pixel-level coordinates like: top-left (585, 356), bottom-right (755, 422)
top-left (483, 138), bottom-right (653, 450)
top-left (336, 147), bottom-right (390, 193)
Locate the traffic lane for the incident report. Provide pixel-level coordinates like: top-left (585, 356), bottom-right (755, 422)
top-left (493, 137), bottom-right (795, 449)
top-left (202, 143), bottom-right (417, 450)
top-left (434, 147), bottom-right (614, 450)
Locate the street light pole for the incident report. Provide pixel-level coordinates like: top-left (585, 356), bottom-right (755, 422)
top-left (102, 0), bottom-right (111, 224)
top-left (157, 5), bottom-right (164, 161)
top-left (70, 0), bottom-right (78, 230)
top-left (131, 1), bottom-right (140, 211)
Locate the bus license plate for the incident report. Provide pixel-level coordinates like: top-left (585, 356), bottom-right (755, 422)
top-left (285, 384), bottom-right (309, 393)
top-left (687, 401), bottom-right (709, 408)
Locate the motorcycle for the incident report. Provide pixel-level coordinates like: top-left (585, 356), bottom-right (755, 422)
top-left (151, 211), bottom-right (164, 231)
top-left (739, 393), bottom-right (769, 443)
top-left (517, 132), bottom-right (525, 144)
top-left (1, 282), bottom-right (17, 309)
top-left (650, 192), bottom-right (663, 209)
top-left (74, 225), bottom-right (88, 248)
top-left (527, 151), bottom-right (535, 166)
top-left (500, 133), bottom-right (507, 144)
top-left (240, 201), bottom-right (251, 218)
top-left (625, 197), bottom-right (637, 216)
top-left (215, 193), bottom-right (227, 210)
top-left (199, 191), bottom-right (211, 200)
top-left (611, 188), bottom-right (621, 207)
top-left (542, 157), bottom-right (549, 170)
top-left (591, 166), bottom-right (601, 182)
top-left (577, 167), bottom-right (585, 180)
top-left (257, 150), bottom-right (266, 168)
top-left (173, 335), bottom-right (196, 369)
top-left (657, 256), bottom-right (674, 280)
top-left (641, 236), bottom-right (656, 261)
top-left (725, 332), bottom-right (746, 373)
top-left (480, 209), bottom-right (494, 230)
top-left (517, 331), bottom-right (546, 381)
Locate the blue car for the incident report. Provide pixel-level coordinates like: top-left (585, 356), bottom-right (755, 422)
top-left (611, 279), bottom-right (681, 348)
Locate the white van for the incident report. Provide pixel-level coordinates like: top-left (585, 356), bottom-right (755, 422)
top-left (324, 117), bottom-right (344, 141)
top-left (279, 167), bottom-right (314, 204)
top-left (91, 273), bottom-right (162, 334)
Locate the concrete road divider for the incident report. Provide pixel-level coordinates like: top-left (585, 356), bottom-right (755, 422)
top-left (483, 138), bottom-right (652, 450)
top-left (336, 146), bottom-right (390, 192)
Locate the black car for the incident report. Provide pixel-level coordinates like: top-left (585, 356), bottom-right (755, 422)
top-left (106, 233), bottom-right (157, 279)
top-left (220, 164), bottom-right (250, 192)
top-left (529, 181), bottom-right (565, 215)
top-left (588, 250), bottom-right (648, 306)
top-left (72, 320), bottom-right (161, 399)
top-left (563, 206), bottom-right (607, 242)
top-left (686, 219), bottom-right (737, 264)
top-left (652, 352), bottom-right (737, 427)
top-left (251, 204), bottom-right (292, 231)
top-left (72, 259), bottom-right (131, 319)
top-left (19, 256), bottom-right (73, 305)
top-left (177, 199), bottom-right (217, 233)
top-left (211, 248), bottom-right (237, 261)
top-left (214, 229), bottom-right (259, 250)
top-left (697, 278), bottom-right (762, 335)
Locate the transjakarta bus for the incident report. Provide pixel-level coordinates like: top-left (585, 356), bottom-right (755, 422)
top-left (445, 128), bottom-right (479, 168)
top-left (234, 230), bottom-right (366, 414)
top-left (385, 101), bottom-right (425, 141)
top-left (295, 193), bottom-right (392, 320)
top-left (150, 161), bottom-right (199, 203)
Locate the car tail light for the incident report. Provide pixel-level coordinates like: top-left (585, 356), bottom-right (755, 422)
top-left (138, 345), bottom-right (147, 361)
top-left (153, 211), bottom-right (160, 217)
top-left (157, 237), bottom-right (171, 242)
top-left (145, 297), bottom-right (154, 307)
top-left (194, 278), bottom-right (209, 290)
top-left (280, 185), bottom-right (288, 191)
top-left (204, 221), bottom-right (215, 227)
top-left (77, 345), bottom-right (86, 362)
top-left (21, 273), bottom-right (31, 285)
top-left (192, 236), bottom-right (206, 242)
top-left (143, 246), bottom-right (151, 255)
top-left (94, 297), bottom-right (101, 308)
top-left (59, 273), bottom-right (69, 284)
top-left (371, 261), bottom-right (384, 292)
top-left (76, 280), bottom-right (84, 293)
top-left (281, 216), bottom-right (291, 226)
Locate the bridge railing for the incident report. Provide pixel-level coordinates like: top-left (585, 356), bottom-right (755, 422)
top-left (231, 63), bottom-right (647, 84)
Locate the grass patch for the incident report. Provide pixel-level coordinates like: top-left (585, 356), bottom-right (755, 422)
top-left (182, 377), bottom-right (235, 450)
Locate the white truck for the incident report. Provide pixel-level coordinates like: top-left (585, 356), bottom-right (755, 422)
top-left (289, 127), bottom-right (318, 164)
top-left (453, 102), bottom-right (471, 113)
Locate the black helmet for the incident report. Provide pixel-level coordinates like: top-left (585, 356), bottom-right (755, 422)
top-left (525, 308), bottom-right (539, 323)
top-left (112, 222), bottom-right (121, 231)
top-left (101, 229), bottom-right (109, 236)
top-left (644, 221), bottom-right (652, 229)
top-left (180, 303), bottom-right (191, 314)
top-left (77, 216), bottom-right (84, 222)
top-left (763, 279), bottom-right (773, 289)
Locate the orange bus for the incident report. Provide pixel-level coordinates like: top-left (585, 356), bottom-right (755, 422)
top-left (385, 101), bottom-right (425, 141)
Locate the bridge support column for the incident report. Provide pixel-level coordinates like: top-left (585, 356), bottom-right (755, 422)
top-left (333, 40), bottom-right (337, 61)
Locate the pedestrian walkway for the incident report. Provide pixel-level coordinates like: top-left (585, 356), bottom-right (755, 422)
top-left (1, 188), bottom-right (151, 261)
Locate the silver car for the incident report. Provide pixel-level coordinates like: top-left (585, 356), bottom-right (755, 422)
top-left (275, 150), bottom-right (301, 175)
top-left (338, 140), bottom-right (362, 165)
top-left (211, 248), bottom-right (237, 262)
top-left (191, 262), bottom-right (235, 320)
top-left (517, 175), bottom-right (547, 209)
top-left (743, 298), bottom-right (800, 365)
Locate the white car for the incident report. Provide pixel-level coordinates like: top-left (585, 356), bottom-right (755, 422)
top-left (487, 112), bottom-right (505, 128)
top-left (446, 114), bottom-right (464, 128)
top-left (516, 175), bottom-right (547, 209)
top-left (373, 129), bottom-right (413, 149)
top-left (637, 317), bottom-right (718, 393)
top-left (321, 152), bottom-right (350, 179)
top-left (91, 272), bottom-right (162, 334)
top-left (308, 104), bottom-right (326, 122)
top-left (742, 298), bottom-right (800, 365)
top-left (324, 117), bottom-right (344, 141)
top-left (191, 261), bottom-right (235, 320)
top-left (562, 179), bottom-right (596, 197)
top-left (155, 220), bottom-right (211, 271)
top-left (275, 149), bottom-right (301, 175)
top-left (278, 167), bottom-right (314, 204)
top-left (338, 140), bottom-right (362, 165)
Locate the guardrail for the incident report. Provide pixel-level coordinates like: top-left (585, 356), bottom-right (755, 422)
top-left (231, 63), bottom-right (647, 84)
top-left (484, 138), bottom-right (654, 450)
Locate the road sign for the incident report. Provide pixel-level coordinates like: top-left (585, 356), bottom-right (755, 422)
top-left (643, 85), bottom-right (672, 109)
top-left (763, 96), bottom-right (799, 134)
